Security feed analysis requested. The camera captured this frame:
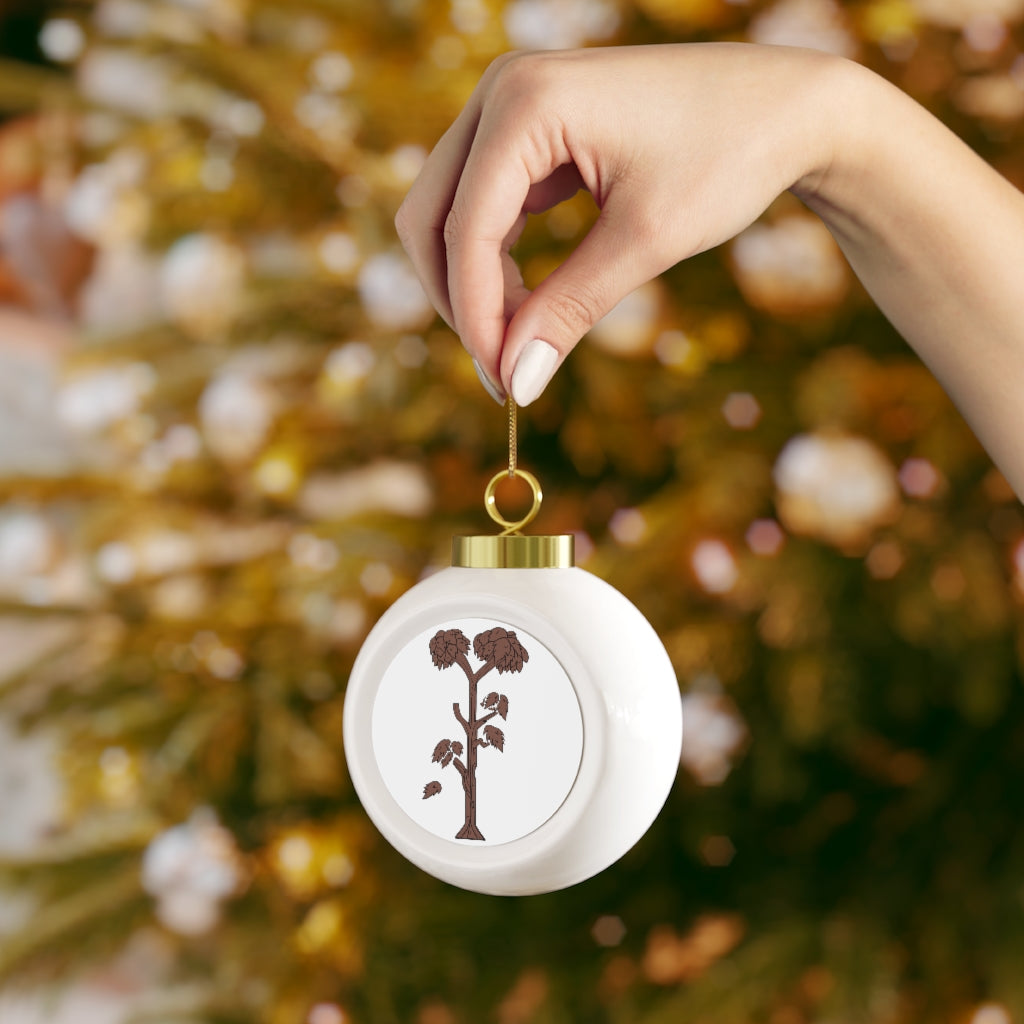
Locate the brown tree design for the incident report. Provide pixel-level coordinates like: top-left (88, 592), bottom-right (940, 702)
top-left (421, 625), bottom-right (529, 840)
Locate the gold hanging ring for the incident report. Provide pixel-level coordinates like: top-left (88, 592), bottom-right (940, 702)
top-left (484, 468), bottom-right (542, 535)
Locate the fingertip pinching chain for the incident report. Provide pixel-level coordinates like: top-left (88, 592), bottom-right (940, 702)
top-left (484, 397), bottom-right (542, 536)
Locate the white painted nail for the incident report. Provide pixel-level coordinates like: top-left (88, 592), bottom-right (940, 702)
top-left (510, 339), bottom-right (559, 407)
top-left (472, 358), bottom-right (506, 405)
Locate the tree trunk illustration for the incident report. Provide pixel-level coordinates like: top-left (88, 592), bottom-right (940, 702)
top-left (424, 627), bottom-right (527, 841)
top-left (454, 653), bottom-right (487, 840)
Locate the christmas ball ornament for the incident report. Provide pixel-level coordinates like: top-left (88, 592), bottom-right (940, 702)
top-left (344, 403), bottom-right (682, 895)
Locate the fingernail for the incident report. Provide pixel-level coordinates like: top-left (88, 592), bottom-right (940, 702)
top-left (472, 358), bottom-right (506, 405)
top-left (511, 339), bottom-right (559, 407)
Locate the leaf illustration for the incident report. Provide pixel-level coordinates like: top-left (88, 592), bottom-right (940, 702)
top-left (472, 629), bottom-right (495, 662)
top-left (441, 751), bottom-right (453, 768)
top-left (497, 695), bottom-right (509, 720)
top-left (423, 781), bottom-right (442, 799)
top-left (451, 741), bottom-right (464, 756)
top-left (431, 739), bottom-right (452, 763)
top-left (481, 691), bottom-right (499, 709)
top-left (474, 627), bottom-right (529, 672)
top-left (429, 629), bottom-right (469, 669)
top-left (483, 724), bottom-right (505, 752)
top-left (494, 633), bottom-right (528, 673)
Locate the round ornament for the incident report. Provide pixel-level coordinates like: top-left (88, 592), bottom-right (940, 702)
top-left (344, 406), bottom-right (682, 896)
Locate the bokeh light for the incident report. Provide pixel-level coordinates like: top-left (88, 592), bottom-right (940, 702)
top-left (1, 0), bottom-right (1023, 1020)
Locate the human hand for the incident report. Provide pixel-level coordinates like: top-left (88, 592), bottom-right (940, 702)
top-left (395, 43), bottom-right (845, 405)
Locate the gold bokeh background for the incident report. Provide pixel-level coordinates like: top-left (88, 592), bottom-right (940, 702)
top-left (1, 1), bottom-right (1023, 1022)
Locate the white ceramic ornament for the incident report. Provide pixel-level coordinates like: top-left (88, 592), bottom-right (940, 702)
top-left (344, 450), bottom-right (683, 896)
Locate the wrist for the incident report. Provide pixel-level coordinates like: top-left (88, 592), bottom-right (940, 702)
top-left (790, 56), bottom-right (952, 256)
top-left (789, 54), bottom-right (878, 213)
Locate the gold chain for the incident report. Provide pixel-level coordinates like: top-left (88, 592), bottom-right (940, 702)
top-left (484, 397), bottom-right (541, 534)
top-left (507, 396), bottom-right (517, 478)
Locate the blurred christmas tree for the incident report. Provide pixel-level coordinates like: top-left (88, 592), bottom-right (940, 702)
top-left (1, 0), bottom-right (1023, 1022)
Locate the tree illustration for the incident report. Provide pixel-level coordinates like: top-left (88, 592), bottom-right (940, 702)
top-left (421, 626), bottom-right (529, 840)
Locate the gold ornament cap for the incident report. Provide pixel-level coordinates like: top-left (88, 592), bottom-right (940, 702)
top-left (452, 467), bottom-right (574, 569)
top-left (452, 532), bottom-right (575, 569)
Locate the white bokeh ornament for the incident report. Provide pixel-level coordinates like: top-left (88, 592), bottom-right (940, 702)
top-left (141, 807), bottom-right (242, 935)
top-left (345, 402), bottom-right (682, 895)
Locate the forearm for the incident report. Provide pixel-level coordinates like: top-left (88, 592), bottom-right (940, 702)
top-left (795, 59), bottom-right (1024, 497)
top-left (398, 41), bottom-right (1024, 469)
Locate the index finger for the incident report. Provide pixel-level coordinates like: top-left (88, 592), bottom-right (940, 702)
top-left (394, 55), bottom-right (520, 331)
top-left (445, 97), bottom-right (568, 382)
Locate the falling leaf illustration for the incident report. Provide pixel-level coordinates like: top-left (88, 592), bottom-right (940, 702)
top-left (423, 781), bottom-right (442, 799)
top-left (483, 724), bottom-right (505, 752)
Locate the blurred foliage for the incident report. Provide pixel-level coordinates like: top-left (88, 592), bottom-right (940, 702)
top-left (0, 0), bottom-right (1023, 1023)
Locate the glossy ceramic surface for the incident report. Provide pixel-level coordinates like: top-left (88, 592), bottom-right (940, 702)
top-left (344, 566), bottom-right (683, 895)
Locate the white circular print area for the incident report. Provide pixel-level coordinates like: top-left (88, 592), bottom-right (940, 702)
top-left (371, 618), bottom-right (584, 846)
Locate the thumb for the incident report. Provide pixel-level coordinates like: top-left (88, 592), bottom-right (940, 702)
top-left (500, 209), bottom-right (655, 406)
